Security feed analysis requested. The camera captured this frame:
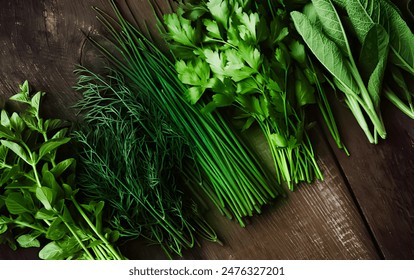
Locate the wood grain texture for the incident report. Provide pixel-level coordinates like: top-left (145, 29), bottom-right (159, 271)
top-left (0, 0), bottom-right (112, 120)
top-left (116, 126), bottom-right (380, 260)
top-left (324, 98), bottom-right (414, 259)
top-left (1, 0), bottom-right (407, 260)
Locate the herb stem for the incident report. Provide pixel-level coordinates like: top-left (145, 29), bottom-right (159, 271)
top-left (57, 214), bottom-right (94, 260)
top-left (71, 198), bottom-right (123, 260)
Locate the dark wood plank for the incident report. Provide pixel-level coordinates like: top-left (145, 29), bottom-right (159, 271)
top-left (0, 0), bottom-right (379, 260)
top-left (316, 0), bottom-right (414, 260)
top-left (0, 0), bottom-right (112, 120)
top-left (323, 98), bottom-right (414, 259)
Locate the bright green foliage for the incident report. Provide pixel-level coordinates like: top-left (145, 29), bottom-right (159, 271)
top-left (0, 82), bottom-right (123, 260)
top-left (163, 0), bottom-right (347, 189)
top-left (292, 0), bottom-right (414, 142)
top-left (88, 1), bottom-right (283, 226)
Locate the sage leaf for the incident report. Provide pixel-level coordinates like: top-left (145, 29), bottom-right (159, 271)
top-left (359, 23), bottom-right (389, 109)
top-left (291, 11), bottom-right (358, 93)
top-left (346, 0), bottom-right (414, 74)
top-left (390, 66), bottom-right (413, 105)
top-left (312, 0), bottom-right (350, 55)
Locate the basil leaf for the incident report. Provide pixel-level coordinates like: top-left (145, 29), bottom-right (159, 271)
top-left (1, 110), bottom-right (11, 128)
top-left (5, 192), bottom-right (32, 214)
top-left (0, 140), bottom-right (31, 164)
top-left (46, 217), bottom-right (67, 240)
top-left (50, 158), bottom-right (75, 178)
top-left (17, 233), bottom-right (41, 248)
top-left (0, 126), bottom-right (15, 141)
top-left (36, 187), bottom-right (54, 211)
top-left (39, 241), bottom-right (65, 260)
top-left (38, 137), bottom-right (71, 161)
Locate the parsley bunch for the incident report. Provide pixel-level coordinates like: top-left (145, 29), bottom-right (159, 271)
top-left (164, 0), bottom-right (346, 189)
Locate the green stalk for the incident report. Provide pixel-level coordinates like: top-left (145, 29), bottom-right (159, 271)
top-left (13, 220), bottom-right (47, 233)
top-left (71, 199), bottom-right (123, 260)
top-left (384, 87), bottom-right (414, 119)
top-left (86, 1), bottom-right (280, 227)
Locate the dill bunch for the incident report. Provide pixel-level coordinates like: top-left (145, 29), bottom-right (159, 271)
top-left (85, 1), bottom-right (284, 227)
top-left (74, 68), bottom-right (219, 258)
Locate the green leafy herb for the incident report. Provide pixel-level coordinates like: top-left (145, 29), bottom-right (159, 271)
top-left (163, 0), bottom-right (346, 188)
top-left (87, 1), bottom-right (283, 225)
top-left (0, 82), bottom-right (123, 260)
top-left (74, 68), bottom-right (221, 258)
top-left (293, 0), bottom-right (414, 139)
top-left (291, 0), bottom-right (389, 143)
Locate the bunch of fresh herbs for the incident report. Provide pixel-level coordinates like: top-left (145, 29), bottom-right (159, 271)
top-left (0, 82), bottom-right (123, 260)
top-left (292, 0), bottom-right (414, 143)
top-left (162, 0), bottom-right (346, 189)
top-left (74, 67), bottom-right (221, 258)
top-left (86, 1), bottom-right (284, 227)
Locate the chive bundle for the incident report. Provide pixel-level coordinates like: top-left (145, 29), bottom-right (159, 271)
top-left (88, 1), bottom-right (284, 226)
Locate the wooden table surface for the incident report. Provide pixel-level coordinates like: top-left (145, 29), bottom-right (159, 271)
top-left (0, 0), bottom-right (413, 260)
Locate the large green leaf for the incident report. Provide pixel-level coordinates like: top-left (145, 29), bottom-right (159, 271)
top-left (0, 224), bottom-right (7, 234)
top-left (359, 23), bottom-right (389, 109)
top-left (39, 241), bottom-right (65, 260)
top-left (346, 0), bottom-right (414, 75)
top-left (0, 126), bottom-right (15, 141)
top-left (312, 0), bottom-right (351, 55)
top-left (36, 187), bottom-right (54, 210)
top-left (50, 158), bottom-right (75, 178)
top-left (0, 145), bottom-right (8, 165)
top-left (46, 217), bottom-right (67, 240)
top-left (1, 110), bottom-right (10, 128)
top-left (291, 11), bottom-right (358, 94)
top-left (35, 208), bottom-right (55, 220)
top-left (10, 113), bottom-right (26, 134)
